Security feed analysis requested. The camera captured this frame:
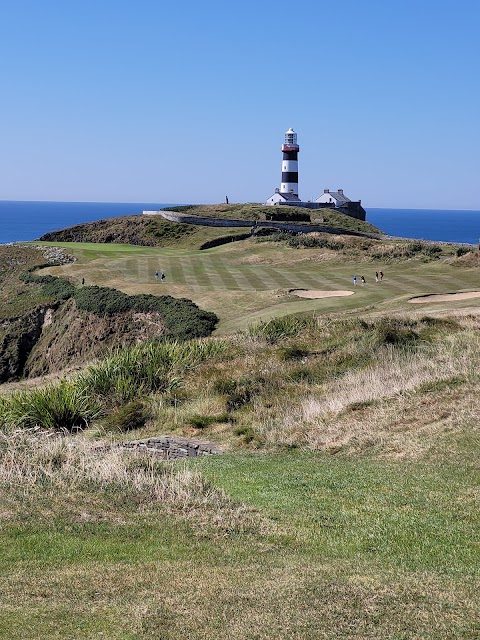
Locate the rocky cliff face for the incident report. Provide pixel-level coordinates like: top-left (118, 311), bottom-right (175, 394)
top-left (0, 306), bottom-right (59, 382)
top-left (0, 298), bottom-right (168, 381)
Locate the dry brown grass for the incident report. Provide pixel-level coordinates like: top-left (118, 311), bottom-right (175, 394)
top-left (253, 331), bottom-right (480, 457)
top-left (0, 429), bottom-right (271, 541)
top-left (0, 430), bottom-right (207, 501)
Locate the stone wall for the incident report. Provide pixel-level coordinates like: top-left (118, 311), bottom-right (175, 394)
top-left (152, 210), bottom-right (383, 240)
top-left (118, 436), bottom-right (222, 459)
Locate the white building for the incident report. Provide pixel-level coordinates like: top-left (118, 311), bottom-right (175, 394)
top-left (265, 189), bottom-right (301, 206)
top-left (315, 189), bottom-right (351, 207)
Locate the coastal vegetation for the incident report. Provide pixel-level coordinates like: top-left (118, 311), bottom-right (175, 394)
top-left (0, 214), bottom-right (479, 638)
top-left (39, 213), bottom-right (250, 248)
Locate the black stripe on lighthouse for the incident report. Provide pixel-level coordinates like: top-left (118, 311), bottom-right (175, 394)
top-left (282, 151), bottom-right (298, 161)
top-left (281, 171), bottom-right (298, 183)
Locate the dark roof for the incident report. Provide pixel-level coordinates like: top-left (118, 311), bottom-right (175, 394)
top-left (329, 191), bottom-right (351, 204)
top-left (279, 192), bottom-right (301, 201)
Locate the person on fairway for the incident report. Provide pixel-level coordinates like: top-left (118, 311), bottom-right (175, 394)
top-left (361, 276), bottom-right (366, 285)
top-left (160, 272), bottom-right (165, 282)
top-left (155, 271), bottom-right (159, 281)
top-left (353, 275), bottom-right (357, 286)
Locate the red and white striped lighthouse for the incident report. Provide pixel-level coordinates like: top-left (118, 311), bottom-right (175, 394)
top-left (280, 127), bottom-right (299, 196)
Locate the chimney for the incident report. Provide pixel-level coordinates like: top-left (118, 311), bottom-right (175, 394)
top-left (338, 189), bottom-right (343, 195)
top-left (275, 188), bottom-right (280, 193)
top-left (324, 188), bottom-right (329, 194)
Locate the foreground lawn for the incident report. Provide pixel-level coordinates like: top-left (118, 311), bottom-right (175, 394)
top-left (1, 449), bottom-right (478, 639)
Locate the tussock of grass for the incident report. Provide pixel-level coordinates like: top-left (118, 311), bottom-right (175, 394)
top-left (1, 381), bottom-right (101, 432)
top-left (0, 339), bottom-right (227, 432)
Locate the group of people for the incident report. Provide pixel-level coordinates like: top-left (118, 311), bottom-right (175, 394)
top-left (154, 271), bottom-right (166, 282)
top-left (353, 271), bottom-right (383, 286)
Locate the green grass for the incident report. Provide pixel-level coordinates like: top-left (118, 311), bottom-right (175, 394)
top-left (35, 238), bottom-right (480, 333)
top-left (197, 452), bottom-right (479, 573)
top-left (0, 448), bottom-right (478, 639)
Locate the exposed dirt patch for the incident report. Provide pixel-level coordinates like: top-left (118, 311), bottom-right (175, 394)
top-left (409, 291), bottom-right (480, 304)
top-left (290, 290), bottom-right (354, 299)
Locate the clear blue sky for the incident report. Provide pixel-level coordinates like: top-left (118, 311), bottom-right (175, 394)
top-left (1, 0), bottom-right (479, 209)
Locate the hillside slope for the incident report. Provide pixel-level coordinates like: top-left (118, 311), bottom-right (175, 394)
top-left (39, 214), bottom-right (251, 248)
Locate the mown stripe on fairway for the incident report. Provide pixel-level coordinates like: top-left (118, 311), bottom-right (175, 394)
top-left (169, 257), bottom-right (188, 285)
top-left (431, 272), bottom-right (479, 291)
top-left (254, 265), bottom-right (300, 290)
top-left (209, 258), bottom-right (244, 289)
top-left (198, 255), bottom-right (231, 289)
top-left (390, 273), bottom-right (467, 296)
top-left (295, 270), bottom-right (351, 291)
top-left (235, 267), bottom-right (271, 291)
top-left (192, 257), bottom-right (215, 288)
top-left (134, 257), bottom-right (151, 283)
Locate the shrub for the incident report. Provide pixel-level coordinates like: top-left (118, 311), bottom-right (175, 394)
top-left (277, 345), bottom-right (308, 361)
top-left (188, 413), bottom-right (234, 429)
top-left (234, 425), bottom-right (256, 443)
top-left (456, 246), bottom-right (472, 257)
top-left (74, 286), bottom-right (130, 315)
top-left (19, 272), bottom-right (75, 300)
top-left (102, 399), bottom-right (149, 432)
top-left (74, 286), bottom-right (218, 339)
top-left (265, 209), bottom-right (310, 222)
top-left (423, 244), bottom-right (442, 257)
top-left (213, 376), bottom-right (265, 411)
top-left (374, 319), bottom-right (419, 348)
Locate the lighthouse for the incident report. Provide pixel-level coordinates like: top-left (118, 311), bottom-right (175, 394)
top-left (280, 127), bottom-right (299, 196)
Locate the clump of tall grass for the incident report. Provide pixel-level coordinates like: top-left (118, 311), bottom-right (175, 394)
top-left (256, 330), bottom-right (480, 448)
top-left (0, 338), bottom-right (226, 433)
top-left (79, 338), bottom-right (226, 404)
top-left (246, 316), bottom-right (314, 343)
top-left (0, 430), bottom-right (216, 503)
top-left (1, 381), bottom-right (101, 432)
top-left (0, 431), bottom-right (267, 535)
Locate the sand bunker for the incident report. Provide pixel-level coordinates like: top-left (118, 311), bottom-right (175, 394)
top-left (409, 291), bottom-right (480, 304)
top-left (291, 290), bottom-right (354, 299)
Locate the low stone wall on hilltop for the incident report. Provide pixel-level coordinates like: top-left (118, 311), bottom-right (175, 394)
top-left (147, 210), bottom-right (383, 239)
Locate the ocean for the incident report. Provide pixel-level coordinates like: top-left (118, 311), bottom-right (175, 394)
top-left (0, 201), bottom-right (480, 245)
top-left (0, 201), bottom-right (178, 244)
top-left (366, 208), bottom-right (480, 245)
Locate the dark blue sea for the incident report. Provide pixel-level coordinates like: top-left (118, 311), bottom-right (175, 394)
top-left (0, 201), bottom-right (180, 244)
top-left (367, 208), bottom-right (480, 245)
top-left (1, 201), bottom-right (480, 245)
